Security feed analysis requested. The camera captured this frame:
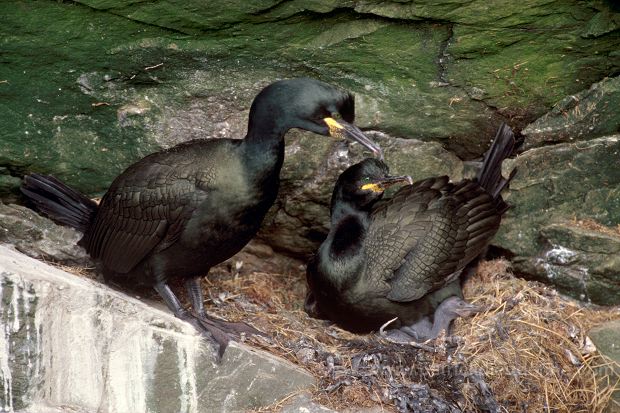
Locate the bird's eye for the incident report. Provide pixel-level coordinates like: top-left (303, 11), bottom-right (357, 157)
top-left (331, 112), bottom-right (342, 120)
top-left (362, 177), bottom-right (371, 182)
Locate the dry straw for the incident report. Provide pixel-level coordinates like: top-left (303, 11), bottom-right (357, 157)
top-left (207, 259), bottom-right (619, 413)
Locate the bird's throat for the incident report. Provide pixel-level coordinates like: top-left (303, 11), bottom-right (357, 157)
top-left (429, 311), bottom-right (453, 339)
top-left (329, 215), bottom-right (366, 259)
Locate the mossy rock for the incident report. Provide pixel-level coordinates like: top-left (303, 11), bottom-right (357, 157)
top-left (523, 76), bottom-right (620, 149)
top-left (495, 136), bottom-right (620, 304)
top-left (2, 0), bottom-right (619, 197)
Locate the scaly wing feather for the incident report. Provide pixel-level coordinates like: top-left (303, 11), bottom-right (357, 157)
top-left (364, 177), bottom-right (501, 302)
top-left (83, 144), bottom-right (214, 273)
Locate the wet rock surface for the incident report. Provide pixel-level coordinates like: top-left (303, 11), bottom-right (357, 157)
top-left (0, 246), bottom-right (314, 413)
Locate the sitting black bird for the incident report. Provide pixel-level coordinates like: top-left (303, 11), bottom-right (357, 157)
top-left (305, 123), bottom-right (517, 341)
top-left (21, 77), bottom-right (382, 354)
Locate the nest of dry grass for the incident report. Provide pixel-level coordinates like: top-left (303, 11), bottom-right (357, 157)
top-left (199, 259), bottom-right (619, 413)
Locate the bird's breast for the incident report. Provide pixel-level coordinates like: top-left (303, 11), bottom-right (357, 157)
top-left (180, 162), bottom-right (279, 258)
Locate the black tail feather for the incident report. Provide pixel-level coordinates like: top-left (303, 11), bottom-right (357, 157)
top-left (476, 123), bottom-right (518, 203)
top-left (21, 174), bottom-right (98, 233)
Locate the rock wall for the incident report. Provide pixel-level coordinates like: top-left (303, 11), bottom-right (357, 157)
top-left (495, 134), bottom-right (620, 305)
top-left (1, 0), bottom-right (619, 303)
top-left (0, 246), bottom-right (313, 413)
top-left (589, 320), bottom-right (620, 413)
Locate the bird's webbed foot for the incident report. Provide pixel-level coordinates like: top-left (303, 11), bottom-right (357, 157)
top-left (186, 276), bottom-right (265, 342)
top-left (154, 280), bottom-right (265, 358)
top-left (174, 309), bottom-right (265, 358)
top-left (195, 312), bottom-right (265, 346)
top-left (175, 311), bottom-right (231, 355)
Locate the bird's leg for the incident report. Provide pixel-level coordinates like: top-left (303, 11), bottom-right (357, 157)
top-left (184, 277), bottom-right (265, 339)
top-left (154, 282), bottom-right (191, 318)
top-left (184, 276), bottom-right (206, 317)
top-left (154, 281), bottom-right (230, 356)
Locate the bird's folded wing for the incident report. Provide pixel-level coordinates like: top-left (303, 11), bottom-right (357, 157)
top-left (365, 177), bottom-right (500, 303)
top-left (84, 162), bottom-right (204, 274)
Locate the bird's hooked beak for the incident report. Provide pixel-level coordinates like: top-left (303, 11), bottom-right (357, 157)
top-left (324, 117), bottom-right (383, 160)
top-left (360, 175), bottom-right (413, 193)
top-left (455, 302), bottom-right (484, 317)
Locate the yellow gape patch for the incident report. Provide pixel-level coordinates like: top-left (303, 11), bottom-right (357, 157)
top-left (324, 117), bottom-right (344, 138)
top-left (360, 183), bottom-right (383, 193)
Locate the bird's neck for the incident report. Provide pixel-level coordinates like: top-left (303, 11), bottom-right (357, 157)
top-left (429, 310), bottom-right (454, 339)
top-left (330, 200), bottom-right (369, 226)
top-left (328, 212), bottom-right (367, 258)
top-left (241, 99), bottom-right (292, 181)
top-left (244, 120), bottom-right (286, 150)
top-left (317, 203), bottom-right (369, 290)
top-left (244, 106), bottom-right (289, 147)
top-left (241, 129), bottom-right (286, 185)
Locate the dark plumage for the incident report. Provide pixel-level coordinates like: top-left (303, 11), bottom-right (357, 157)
top-left (21, 78), bottom-right (382, 354)
top-left (305, 123), bottom-right (517, 340)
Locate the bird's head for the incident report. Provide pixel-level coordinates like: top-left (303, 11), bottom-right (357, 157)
top-left (331, 158), bottom-right (412, 212)
top-left (437, 296), bottom-right (483, 319)
top-left (248, 78), bottom-right (383, 158)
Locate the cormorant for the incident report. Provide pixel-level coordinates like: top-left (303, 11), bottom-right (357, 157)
top-left (305, 123), bottom-right (517, 341)
top-left (20, 77), bottom-right (382, 354)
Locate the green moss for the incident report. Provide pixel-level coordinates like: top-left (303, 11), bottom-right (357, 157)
top-left (449, 25), bottom-right (619, 116)
top-left (1, 0), bottom-right (619, 196)
top-left (0, 1), bottom-right (170, 193)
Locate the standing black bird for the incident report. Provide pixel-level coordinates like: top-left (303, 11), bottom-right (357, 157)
top-left (305, 123), bottom-right (517, 341)
top-left (21, 78), bottom-right (382, 354)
